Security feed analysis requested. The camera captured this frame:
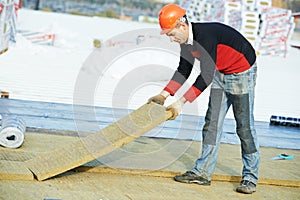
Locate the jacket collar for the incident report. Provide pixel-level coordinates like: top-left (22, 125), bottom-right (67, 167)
top-left (186, 22), bottom-right (193, 45)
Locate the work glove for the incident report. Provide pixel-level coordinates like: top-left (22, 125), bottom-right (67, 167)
top-left (148, 94), bottom-right (166, 105)
top-left (166, 100), bottom-right (185, 120)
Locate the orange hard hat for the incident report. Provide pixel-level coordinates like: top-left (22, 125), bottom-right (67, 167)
top-left (159, 4), bottom-right (186, 34)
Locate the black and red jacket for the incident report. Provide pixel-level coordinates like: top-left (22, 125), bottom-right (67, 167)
top-left (164, 22), bottom-right (256, 102)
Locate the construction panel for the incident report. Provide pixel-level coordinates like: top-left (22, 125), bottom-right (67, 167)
top-left (25, 103), bottom-right (172, 181)
top-left (0, 160), bottom-right (34, 180)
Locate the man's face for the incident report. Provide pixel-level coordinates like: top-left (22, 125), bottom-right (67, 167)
top-left (166, 22), bottom-right (189, 44)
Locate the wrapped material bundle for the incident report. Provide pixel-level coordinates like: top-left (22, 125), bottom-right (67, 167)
top-left (0, 115), bottom-right (26, 148)
top-left (224, 1), bottom-right (242, 31)
top-left (180, 0), bottom-right (295, 57)
top-left (257, 7), bottom-right (295, 56)
top-left (182, 0), bottom-right (225, 22)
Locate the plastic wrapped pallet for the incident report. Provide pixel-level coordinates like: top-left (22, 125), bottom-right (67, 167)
top-left (203, 0), bottom-right (225, 22)
top-left (0, 0), bottom-right (17, 54)
top-left (183, 0), bottom-right (206, 22)
top-left (243, 0), bottom-right (256, 11)
top-left (181, 0), bottom-right (224, 22)
top-left (224, 1), bottom-right (242, 30)
top-left (256, 0), bottom-right (272, 11)
top-left (180, 0), bottom-right (294, 56)
top-left (240, 11), bottom-right (260, 47)
top-left (258, 7), bottom-right (295, 56)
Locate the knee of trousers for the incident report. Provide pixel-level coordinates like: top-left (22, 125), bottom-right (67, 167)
top-left (202, 125), bottom-right (218, 145)
top-left (238, 129), bottom-right (257, 154)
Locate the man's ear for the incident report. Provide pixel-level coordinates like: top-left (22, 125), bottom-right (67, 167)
top-left (180, 22), bottom-right (188, 31)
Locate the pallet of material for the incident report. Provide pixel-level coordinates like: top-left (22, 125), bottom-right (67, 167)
top-left (0, 90), bottom-right (9, 98)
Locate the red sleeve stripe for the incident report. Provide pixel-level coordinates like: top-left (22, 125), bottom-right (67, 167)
top-left (163, 80), bottom-right (182, 96)
top-left (183, 86), bottom-right (202, 103)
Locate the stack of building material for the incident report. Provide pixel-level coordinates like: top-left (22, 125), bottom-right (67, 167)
top-left (257, 7), bottom-right (295, 56)
top-left (181, 0), bottom-right (225, 22)
top-left (240, 0), bottom-right (294, 57)
top-left (256, 0), bottom-right (272, 9)
top-left (180, 0), bottom-right (295, 57)
top-left (224, 1), bottom-right (242, 32)
top-left (0, 0), bottom-right (12, 54)
top-left (243, 0), bottom-right (256, 10)
top-left (0, 0), bottom-right (17, 54)
top-left (240, 11), bottom-right (260, 48)
top-left (202, 0), bottom-right (225, 22)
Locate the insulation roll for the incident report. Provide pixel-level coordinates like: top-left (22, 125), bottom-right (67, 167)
top-left (0, 116), bottom-right (26, 148)
top-left (270, 115), bottom-right (300, 127)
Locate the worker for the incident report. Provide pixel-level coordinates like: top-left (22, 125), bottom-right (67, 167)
top-left (148, 4), bottom-right (260, 194)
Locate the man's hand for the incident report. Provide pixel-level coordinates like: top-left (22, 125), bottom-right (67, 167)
top-left (166, 97), bottom-right (187, 120)
top-left (148, 91), bottom-right (170, 105)
top-left (148, 94), bottom-right (166, 105)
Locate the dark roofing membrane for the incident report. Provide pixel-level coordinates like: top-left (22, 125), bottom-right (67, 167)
top-left (1, 98), bottom-right (299, 150)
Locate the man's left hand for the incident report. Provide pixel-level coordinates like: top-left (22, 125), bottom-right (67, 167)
top-left (166, 98), bottom-right (186, 120)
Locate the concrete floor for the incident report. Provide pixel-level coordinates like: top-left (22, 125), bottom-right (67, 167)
top-left (1, 171), bottom-right (300, 200)
top-left (0, 132), bottom-right (299, 199)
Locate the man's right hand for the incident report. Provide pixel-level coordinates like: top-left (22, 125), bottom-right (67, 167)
top-left (147, 94), bottom-right (166, 105)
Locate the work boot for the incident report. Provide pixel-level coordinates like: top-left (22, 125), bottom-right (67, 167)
top-left (174, 171), bottom-right (211, 185)
top-left (236, 180), bottom-right (256, 194)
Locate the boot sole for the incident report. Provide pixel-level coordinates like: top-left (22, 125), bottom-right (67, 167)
top-left (174, 178), bottom-right (211, 186)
